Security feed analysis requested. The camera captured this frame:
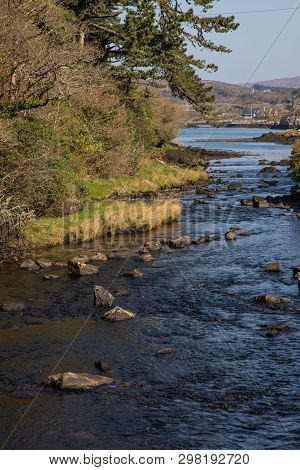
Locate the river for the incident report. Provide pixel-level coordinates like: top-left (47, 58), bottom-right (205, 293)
top-left (0, 127), bottom-right (299, 450)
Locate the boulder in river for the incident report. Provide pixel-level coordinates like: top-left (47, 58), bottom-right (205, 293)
top-left (144, 241), bottom-right (161, 251)
top-left (225, 230), bottom-right (237, 241)
top-left (265, 262), bottom-right (282, 273)
top-left (259, 166), bottom-right (281, 174)
top-left (207, 192), bottom-right (216, 199)
top-left (102, 306), bottom-right (136, 322)
top-left (94, 285), bottom-right (114, 307)
top-left (230, 226), bottom-right (240, 231)
top-left (69, 255), bottom-right (89, 264)
top-left (259, 160), bottom-right (268, 165)
top-left (36, 259), bottom-right (53, 269)
top-left (20, 259), bottom-right (39, 271)
top-left (90, 252), bottom-right (108, 262)
top-left (239, 231), bottom-right (251, 237)
top-left (262, 323), bottom-right (292, 338)
top-left (192, 234), bottom-right (220, 244)
top-left (169, 236), bottom-right (191, 249)
top-left (68, 260), bottom-right (99, 276)
top-left (254, 294), bottom-right (292, 305)
top-left (0, 303), bottom-right (24, 312)
top-left (46, 372), bottom-right (114, 391)
top-left (278, 159), bottom-right (290, 166)
top-left (253, 196), bottom-right (270, 209)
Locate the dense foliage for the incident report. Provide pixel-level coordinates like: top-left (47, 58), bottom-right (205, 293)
top-left (0, 0), bottom-right (236, 223)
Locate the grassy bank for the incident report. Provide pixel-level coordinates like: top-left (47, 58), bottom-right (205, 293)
top-left (291, 140), bottom-right (300, 180)
top-left (24, 199), bottom-right (182, 248)
top-left (24, 158), bottom-right (208, 248)
top-left (87, 159), bottom-right (208, 198)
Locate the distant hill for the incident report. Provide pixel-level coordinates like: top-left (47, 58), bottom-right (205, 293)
top-left (249, 76), bottom-right (300, 89)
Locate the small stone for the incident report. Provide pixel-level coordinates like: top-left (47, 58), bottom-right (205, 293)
top-left (68, 260), bottom-right (99, 276)
top-left (124, 269), bottom-right (144, 278)
top-left (144, 241), bottom-right (161, 251)
top-left (241, 199), bottom-right (252, 206)
top-left (230, 226), bottom-right (240, 231)
top-left (194, 198), bottom-right (209, 205)
top-left (36, 259), bottom-right (53, 269)
top-left (139, 253), bottom-right (154, 262)
top-left (207, 192), bottom-right (216, 198)
top-left (43, 274), bottom-right (60, 280)
top-left (225, 230), bottom-right (237, 241)
top-left (265, 262), bottom-right (282, 273)
top-left (94, 285), bottom-right (114, 307)
top-left (90, 252), bottom-right (107, 262)
top-left (20, 259), bottom-right (39, 271)
top-left (0, 303), bottom-right (25, 312)
top-left (53, 261), bottom-right (68, 267)
top-left (169, 236), bottom-right (191, 249)
top-left (102, 306), bottom-right (135, 322)
top-left (155, 348), bottom-right (177, 357)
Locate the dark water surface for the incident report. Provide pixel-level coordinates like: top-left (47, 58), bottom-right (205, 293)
top-left (0, 127), bottom-right (299, 450)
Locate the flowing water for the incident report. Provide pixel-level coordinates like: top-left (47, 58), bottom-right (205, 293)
top-left (0, 127), bottom-right (299, 450)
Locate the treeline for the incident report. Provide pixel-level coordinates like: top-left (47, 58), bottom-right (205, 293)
top-left (0, 1), bottom-right (237, 258)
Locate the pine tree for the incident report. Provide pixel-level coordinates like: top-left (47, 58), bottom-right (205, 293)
top-left (59, 1), bottom-right (239, 112)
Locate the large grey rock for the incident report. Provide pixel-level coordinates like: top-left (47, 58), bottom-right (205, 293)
top-left (20, 259), bottom-right (39, 271)
top-left (46, 372), bottom-right (113, 391)
top-left (102, 306), bottom-right (135, 322)
top-left (94, 285), bottom-right (114, 307)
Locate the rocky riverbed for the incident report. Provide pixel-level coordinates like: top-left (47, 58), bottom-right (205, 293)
top-left (0, 127), bottom-right (299, 450)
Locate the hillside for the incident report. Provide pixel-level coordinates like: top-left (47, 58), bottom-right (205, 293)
top-left (253, 76), bottom-right (300, 89)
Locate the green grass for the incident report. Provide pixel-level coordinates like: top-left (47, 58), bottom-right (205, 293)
top-left (86, 159), bottom-right (208, 198)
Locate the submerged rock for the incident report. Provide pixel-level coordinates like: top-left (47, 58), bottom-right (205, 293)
top-left (0, 303), bottom-right (24, 312)
top-left (94, 285), bottom-right (114, 307)
top-left (169, 236), bottom-right (191, 249)
top-left (43, 274), bottom-right (60, 280)
top-left (265, 262), bottom-right (282, 273)
top-left (53, 261), bottom-right (68, 268)
top-left (262, 323), bottom-right (292, 338)
top-left (259, 166), bottom-right (281, 174)
top-left (144, 241), bottom-right (161, 251)
top-left (20, 259), bottom-right (39, 271)
top-left (194, 198), bottom-right (209, 205)
top-left (95, 360), bottom-right (112, 372)
top-left (46, 372), bottom-right (113, 391)
top-left (155, 348), bottom-right (177, 357)
top-left (139, 252), bottom-right (154, 262)
top-left (230, 226), bottom-right (240, 231)
top-left (68, 260), bottom-right (99, 276)
top-left (239, 231), bottom-right (251, 237)
top-left (102, 306), bottom-right (135, 322)
top-left (254, 294), bottom-right (292, 305)
top-left (90, 252), bottom-right (108, 262)
top-left (124, 269), bottom-right (144, 278)
top-left (192, 234), bottom-right (220, 244)
top-left (228, 182), bottom-right (243, 191)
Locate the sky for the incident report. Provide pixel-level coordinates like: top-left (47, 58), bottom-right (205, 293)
top-left (193, 0), bottom-right (300, 84)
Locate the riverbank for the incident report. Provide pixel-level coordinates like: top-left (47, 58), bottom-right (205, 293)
top-left (291, 140), bottom-right (300, 180)
top-left (22, 159), bottom-right (208, 249)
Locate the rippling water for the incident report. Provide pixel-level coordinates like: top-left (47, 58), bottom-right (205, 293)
top-left (0, 127), bottom-right (299, 450)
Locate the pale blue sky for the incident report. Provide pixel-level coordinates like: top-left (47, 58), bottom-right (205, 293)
top-left (194, 0), bottom-right (300, 83)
